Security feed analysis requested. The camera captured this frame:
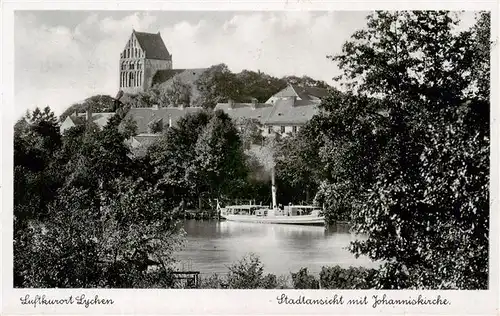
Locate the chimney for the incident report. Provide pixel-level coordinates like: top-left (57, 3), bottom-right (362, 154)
top-left (168, 114), bottom-right (172, 128)
top-left (251, 98), bottom-right (257, 110)
top-left (290, 95), bottom-right (297, 106)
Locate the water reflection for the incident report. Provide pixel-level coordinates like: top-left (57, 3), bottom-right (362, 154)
top-left (175, 220), bottom-right (378, 275)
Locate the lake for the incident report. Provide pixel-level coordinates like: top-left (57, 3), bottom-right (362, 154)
top-left (174, 220), bottom-right (378, 276)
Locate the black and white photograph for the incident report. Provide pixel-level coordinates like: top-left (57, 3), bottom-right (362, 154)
top-left (2, 3), bottom-right (498, 315)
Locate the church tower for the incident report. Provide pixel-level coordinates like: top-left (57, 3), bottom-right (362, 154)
top-left (119, 30), bottom-right (172, 94)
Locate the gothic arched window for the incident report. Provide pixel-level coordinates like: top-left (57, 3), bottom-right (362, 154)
top-left (129, 72), bottom-right (134, 87)
top-left (135, 48), bottom-right (138, 57)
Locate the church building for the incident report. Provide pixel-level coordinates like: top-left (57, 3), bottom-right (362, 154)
top-left (119, 30), bottom-right (173, 94)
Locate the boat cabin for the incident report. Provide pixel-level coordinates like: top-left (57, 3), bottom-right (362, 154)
top-left (284, 205), bottom-right (322, 216)
top-left (222, 205), bottom-right (263, 216)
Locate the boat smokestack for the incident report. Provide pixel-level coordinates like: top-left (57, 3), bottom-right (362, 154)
top-left (271, 167), bottom-right (277, 210)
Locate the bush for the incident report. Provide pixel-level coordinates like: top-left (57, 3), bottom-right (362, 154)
top-left (226, 253), bottom-right (264, 289)
top-left (319, 266), bottom-right (378, 289)
top-left (291, 268), bottom-right (319, 289)
top-left (199, 273), bottom-right (228, 289)
top-left (197, 254), bottom-right (293, 289)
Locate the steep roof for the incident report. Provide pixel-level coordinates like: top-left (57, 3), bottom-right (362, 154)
top-left (124, 107), bottom-right (203, 134)
top-left (214, 102), bottom-right (274, 125)
top-left (266, 84), bottom-right (328, 103)
top-left (134, 31), bottom-right (171, 60)
top-left (264, 98), bottom-right (319, 125)
top-left (270, 84), bottom-right (300, 99)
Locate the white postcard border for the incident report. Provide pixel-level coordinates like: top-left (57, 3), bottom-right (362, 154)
top-left (1, 1), bottom-right (498, 315)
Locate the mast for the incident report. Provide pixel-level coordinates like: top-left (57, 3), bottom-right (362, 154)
top-left (271, 167), bottom-right (277, 210)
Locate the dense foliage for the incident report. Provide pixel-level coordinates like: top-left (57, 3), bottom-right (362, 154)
top-left (14, 10), bottom-right (489, 291)
top-left (291, 268), bottom-right (320, 289)
top-left (193, 64), bottom-right (331, 109)
top-left (14, 107), bottom-right (184, 288)
top-left (146, 109), bottom-right (250, 209)
top-left (199, 254), bottom-right (291, 289)
top-left (274, 11), bottom-right (490, 289)
top-left (319, 266), bottom-right (378, 289)
top-left (198, 256), bottom-right (379, 290)
top-left (60, 95), bottom-right (117, 121)
top-left (264, 11), bottom-right (490, 290)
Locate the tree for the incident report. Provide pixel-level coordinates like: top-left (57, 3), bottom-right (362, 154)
top-left (194, 64), bottom-right (243, 109)
top-left (147, 110), bottom-right (213, 203)
top-left (165, 77), bottom-right (192, 107)
top-left (14, 107), bottom-right (65, 286)
top-left (321, 11), bottom-right (490, 289)
top-left (226, 253), bottom-right (265, 289)
top-left (189, 110), bottom-right (248, 204)
top-left (312, 92), bottom-right (384, 222)
top-left (236, 118), bottom-right (264, 149)
top-left (147, 110), bottom-right (248, 210)
top-left (119, 115), bottom-right (138, 139)
top-left (14, 109), bottom-right (185, 288)
top-left (236, 70), bottom-right (287, 102)
top-left (273, 117), bottom-right (326, 204)
top-left (281, 75), bottom-right (330, 89)
top-left (60, 95), bottom-right (116, 121)
top-left (14, 107), bottom-right (63, 222)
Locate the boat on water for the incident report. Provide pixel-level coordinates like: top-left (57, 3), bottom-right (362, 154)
top-left (216, 169), bottom-right (325, 226)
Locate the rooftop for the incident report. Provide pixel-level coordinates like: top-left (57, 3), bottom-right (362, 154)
top-left (214, 102), bottom-right (274, 125)
top-left (265, 98), bottom-right (319, 125)
top-left (133, 30), bottom-right (171, 60)
top-left (124, 107), bottom-right (203, 134)
top-left (266, 84), bottom-right (328, 103)
top-left (215, 84), bottom-right (324, 126)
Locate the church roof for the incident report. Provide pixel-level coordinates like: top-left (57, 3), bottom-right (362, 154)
top-left (134, 31), bottom-right (171, 60)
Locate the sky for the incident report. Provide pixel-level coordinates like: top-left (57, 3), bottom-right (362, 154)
top-left (14, 10), bottom-right (478, 118)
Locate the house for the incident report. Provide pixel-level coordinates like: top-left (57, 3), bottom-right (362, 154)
top-left (122, 105), bottom-right (203, 149)
top-left (214, 84), bottom-right (328, 137)
top-left (214, 98), bottom-right (274, 127)
top-left (124, 105), bottom-right (203, 134)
